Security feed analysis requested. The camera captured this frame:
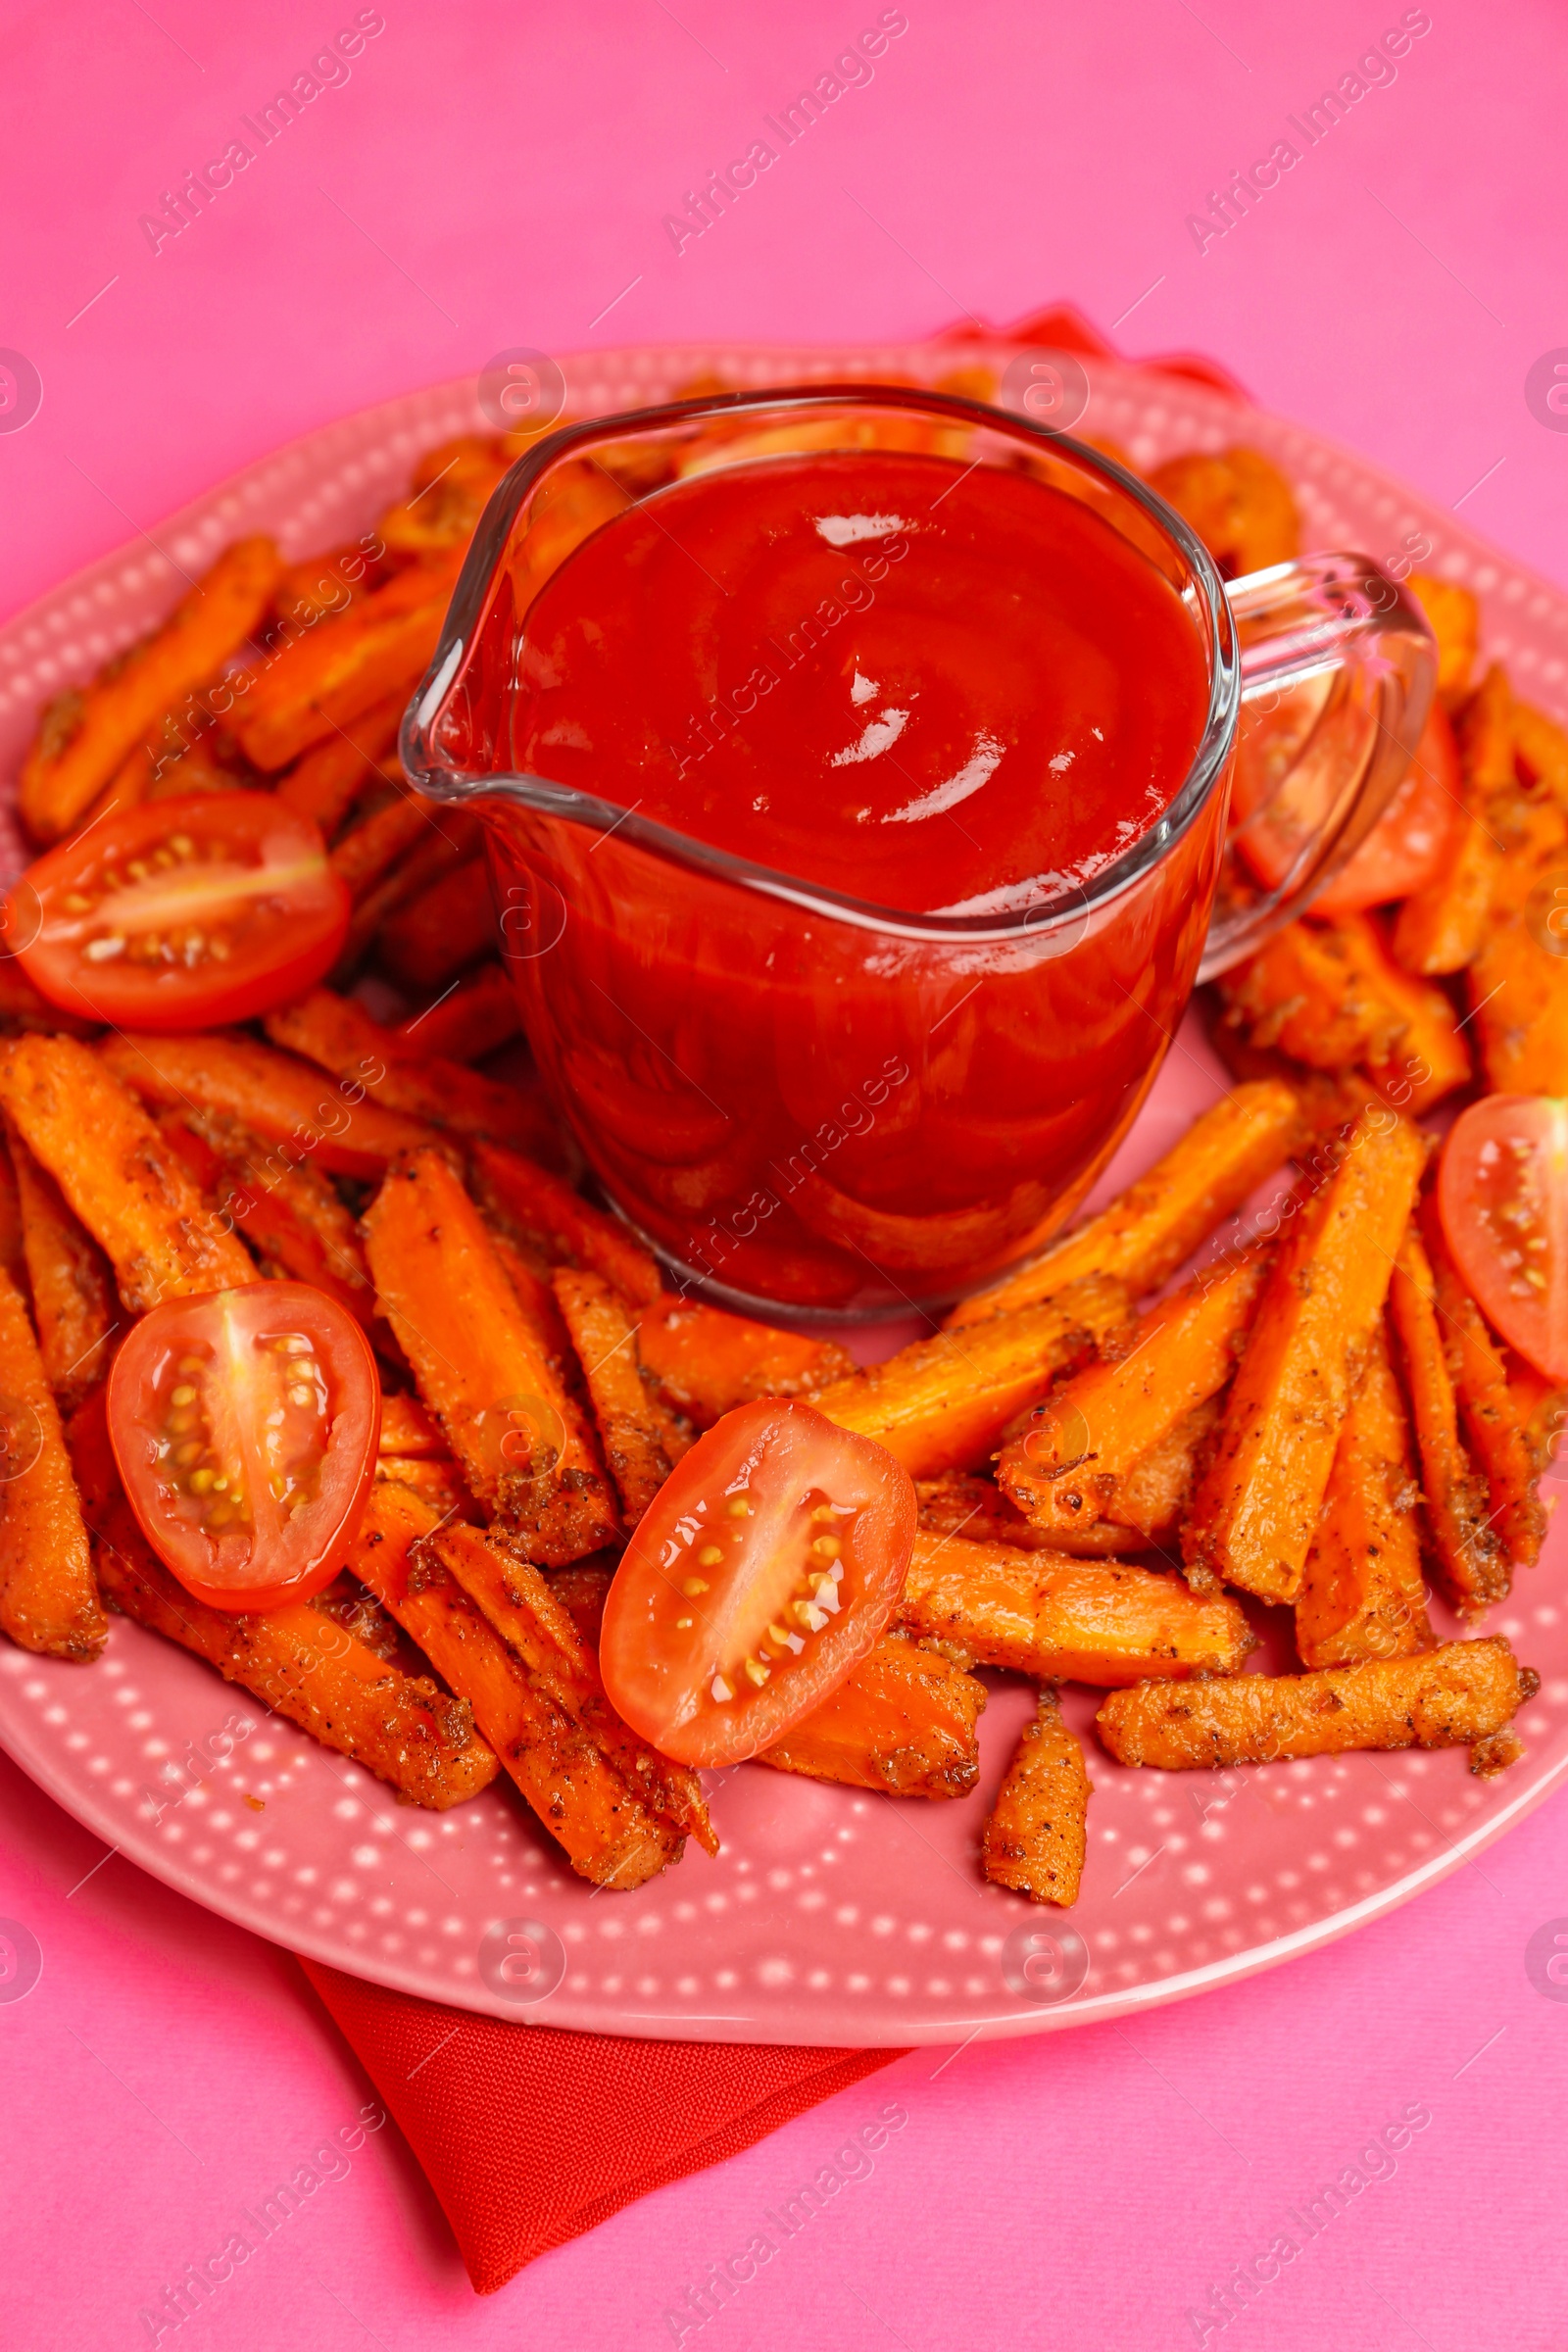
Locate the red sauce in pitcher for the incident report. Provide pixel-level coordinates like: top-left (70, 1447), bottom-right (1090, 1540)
top-left (486, 445), bottom-right (1217, 1313)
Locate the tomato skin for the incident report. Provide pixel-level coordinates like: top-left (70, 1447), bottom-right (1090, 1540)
top-left (1312, 701), bottom-right (1461, 916)
top-left (1438, 1096), bottom-right (1568, 1382)
top-left (107, 1281), bottom-right (380, 1612)
top-left (600, 1399), bottom-right (916, 1767)
top-left (7, 793), bottom-right (350, 1030)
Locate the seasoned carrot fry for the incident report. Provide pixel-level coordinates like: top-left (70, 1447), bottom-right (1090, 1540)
top-left (0, 1036), bottom-right (257, 1311)
top-left (377, 1390), bottom-right (448, 1457)
top-left (1097, 1637), bottom-right (1537, 1770)
top-left (1507, 1352), bottom-right (1567, 1481)
top-left (376, 858), bottom-right (493, 989)
top-left (1347, 915), bottom-right (1472, 1113)
top-left (901, 1528), bottom-right (1255, 1683)
top-left (0, 1143), bottom-right (24, 1294)
top-left (1407, 573), bottom-right (1479, 706)
top-left (263, 988), bottom-right (546, 1155)
top-left (552, 1268), bottom-right (692, 1525)
top-left (1465, 864), bottom-right (1568, 1096)
top-left (20, 537), bottom-right (281, 839)
top-left (7, 1127), bottom-right (116, 1412)
top-left (234, 548), bottom-right (464, 771)
top-left (329, 792), bottom-right (438, 899)
top-left (1388, 1227), bottom-right (1507, 1612)
top-left (997, 1250), bottom-right (1269, 1535)
top-left (420, 1514), bottom-right (714, 1856)
top-left (397, 962), bottom-right (520, 1062)
top-left (916, 1471), bottom-right (1153, 1557)
top-left (0, 1263), bottom-right (104, 1658)
top-left (1216, 920), bottom-right (1406, 1070)
top-left (0, 960), bottom-right (100, 1041)
top-left (634, 1296), bottom-right (853, 1427)
top-left (1103, 1396), bottom-right (1223, 1540)
top-left (761, 1633), bottom-right (986, 1798)
top-left (1202, 1017), bottom-right (1371, 1146)
top-left (373, 1454), bottom-right (483, 1521)
top-left (97, 1030), bottom-right (438, 1180)
top-left (1393, 664), bottom-right (1509, 974)
top-left (1421, 1201), bottom-right (1546, 1569)
top-left (274, 690), bottom-right (404, 831)
top-left (363, 1147), bottom-right (618, 1563)
top-left (1295, 1326), bottom-right (1434, 1668)
top-left (1183, 1111), bottom-right (1425, 1604)
top-left (471, 1138), bottom-right (662, 1307)
top-left (1146, 447), bottom-right (1299, 577)
top-left (948, 1080), bottom-right (1301, 1328)
top-left (272, 541), bottom-right (388, 633)
top-left (547, 1560), bottom-right (615, 1647)
top-left (982, 1689), bottom-right (1091, 1905)
top-left (1513, 697), bottom-right (1568, 810)
top-left (334, 822), bottom-right (480, 975)
top-left (814, 1276), bottom-right (1129, 1478)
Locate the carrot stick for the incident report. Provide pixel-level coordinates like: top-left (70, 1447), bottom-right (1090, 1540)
top-left (760, 1633), bottom-right (986, 1798)
top-left (274, 691), bottom-right (404, 832)
top-left (353, 1484), bottom-right (696, 1885)
top-left (1097, 1638), bottom-right (1537, 1770)
top-left (329, 793), bottom-right (441, 900)
top-left (900, 1528), bottom-right (1255, 1683)
top-left (373, 1454), bottom-right (482, 1521)
top-left (0, 1036), bottom-right (258, 1311)
top-left (377, 1391), bottom-right (447, 1457)
top-left (1465, 861), bottom-right (1568, 1095)
top-left (1215, 919), bottom-right (1407, 1070)
top-left (97, 1030), bottom-right (439, 1179)
top-left (916, 1471), bottom-right (1152, 1557)
top-left (1202, 1016), bottom-right (1373, 1146)
top-left (634, 1297), bottom-right (854, 1428)
top-left (1393, 664), bottom-right (1510, 975)
top-left (7, 1126), bottom-right (117, 1412)
top-left (397, 963), bottom-right (520, 1062)
top-left (376, 858), bottom-right (494, 989)
top-left (551, 1268), bottom-right (692, 1525)
top-left (1420, 1200), bottom-right (1546, 1570)
top-left (982, 1689), bottom-right (1091, 1905)
top-left (947, 1080), bottom-right (1301, 1327)
top-left (996, 1250), bottom-right (1269, 1535)
top-left (1513, 697), bottom-right (1568, 810)
top-left (471, 1138), bottom-right (662, 1307)
top-left (0, 1141), bottom-right (25, 1295)
top-left (813, 1276), bottom-right (1130, 1478)
top-left (1407, 572), bottom-right (1479, 705)
top-left (1182, 1110), bottom-right (1425, 1604)
top-left (1295, 1325), bottom-right (1434, 1668)
top-left (263, 987), bottom-right (547, 1156)
top-left (20, 537), bottom-right (282, 840)
top-left (1388, 1226), bottom-right (1507, 1613)
top-left (333, 823), bottom-right (482, 978)
top-left (1103, 1396), bottom-right (1223, 1540)
top-left (363, 1147), bottom-right (619, 1563)
top-left (0, 1263), bottom-right (104, 1658)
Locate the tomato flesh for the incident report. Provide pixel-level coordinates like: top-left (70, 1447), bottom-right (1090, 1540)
top-left (600, 1399), bottom-right (916, 1766)
top-left (1439, 1096), bottom-right (1568, 1382)
top-left (6, 792), bottom-right (349, 1029)
top-left (107, 1281), bottom-right (380, 1611)
top-left (1312, 701), bottom-right (1462, 916)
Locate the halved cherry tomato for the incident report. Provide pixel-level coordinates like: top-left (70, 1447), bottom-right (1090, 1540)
top-left (600, 1399), bottom-right (916, 1766)
top-left (1312, 700), bottom-right (1462, 915)
top-left (107, 1280), bottom-right (380, 1612)
top-left (1438, 1096), bottom-right (1568, 1382)
top-left (4, 793), bottom-right (349, 1029)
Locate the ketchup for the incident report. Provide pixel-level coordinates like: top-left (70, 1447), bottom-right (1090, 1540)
top-left (480, 444), bottom-right (1220, 1313)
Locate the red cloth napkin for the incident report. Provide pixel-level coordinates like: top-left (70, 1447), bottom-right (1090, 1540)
top-left (295, 308), bottom-right (1244, 2295)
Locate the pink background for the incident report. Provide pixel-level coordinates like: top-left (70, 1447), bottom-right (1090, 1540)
top-left (3, 3), bottom-right (1567, 2345)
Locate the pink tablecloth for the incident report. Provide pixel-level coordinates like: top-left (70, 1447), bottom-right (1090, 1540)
top-left (4, 4), bottom-right (1567, 2346)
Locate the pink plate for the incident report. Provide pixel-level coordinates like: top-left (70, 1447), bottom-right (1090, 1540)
top-left (1, 343), bottom-right (1565, 2046)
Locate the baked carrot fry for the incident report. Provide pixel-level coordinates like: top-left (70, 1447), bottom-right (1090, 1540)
top-left (1215, 920), bottom-right (1407, 1070)
top-left (635, 1297), bottom-right (854, 1427)
top-left (471, 1138), bottom-right (662, 1307)
top-left (234, 549), bottom-right (464, 771)
top-left (0, 1036), bottom-right (257, 1311)
top-left (1347, 914), bottom-right (1472, 1115)
top-left (363, 1147), bottom-right (618, 1563)
top-left (419, 1513), bottom-right (714, 1855)
top-left (378, 1391), bottom-right (448, 1457)
top-left (1513, 697), bottom-right (1568, 809)
top-left (900, 1528), bottom-right (1255, 1683)
top-left (1295, 1326), bottom-right (1434, 1669)
top-left (760, 1633), bottom-right (986, 1798)
top-left (274, 690), bottom-right (404, 832)
top-left (353, 1484), bottom-right (695, 1884)
top-left (1407, 572), bottom-right (1479, 705)
top-left (20, 537), bottom-right (281, 840)
top-left (329, 794), bottom-right (437, 901)
top-left (1393, 664), bottom-right (1509, 975)
top-left (0, 1263), bottom-right (104, 1658)
top-left (551, 1268), bottom-right (692, 1525)
top-left (97, 1030), bottom-right (438, 1180)
top-left (1097, 1637), bottom-right (1537, 1770)
top-left (0, 960), bottom-right (100, 1041)
top-left (263, 988), bottom-right (543, 1155)
top-left (7, 1127), bottom-right (116, 1412)
top-left (334, 824), bottom-right (480, 977)
top-left (376, 858), bottom-right (493, 990)
top-left (814, 1276), bottom-right (1129, 1479)
top-left (916, 1471), bottom-right (1153, 1557)
top-left (1465, 875), bottom-right (1568, 1096)
top-left (373, 1454), bottom-right (483, 1521)
top-left (997, 1250), bottom-right (1269, 1535)
top-left (1103, 1396), bottom-right (1223, 1540)
top-left (982, 1688), bottom-right (1091, 1905)
top-left (1388, 1227), bottom-right (1507, 1612)
top-left (0, 1142), bottom-right (24, 1294)
top-left (947, 1080), bottom-right (1301, 1328)
top-left (397, 962), bottom-right (520, 1062)
top-left (1183, 1111), bottom-right (1425, 1604)
top-left (1146, 446), bottom-right (1299, 576)
top-left (1420, 1202), bottom-right (1546, 1570)
top-left (1202, 1017), bottom-right (1372, 1146)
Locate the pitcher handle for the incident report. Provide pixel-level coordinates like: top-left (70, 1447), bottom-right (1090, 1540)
top-left (1197, 553), bottom-right (1437, 983)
